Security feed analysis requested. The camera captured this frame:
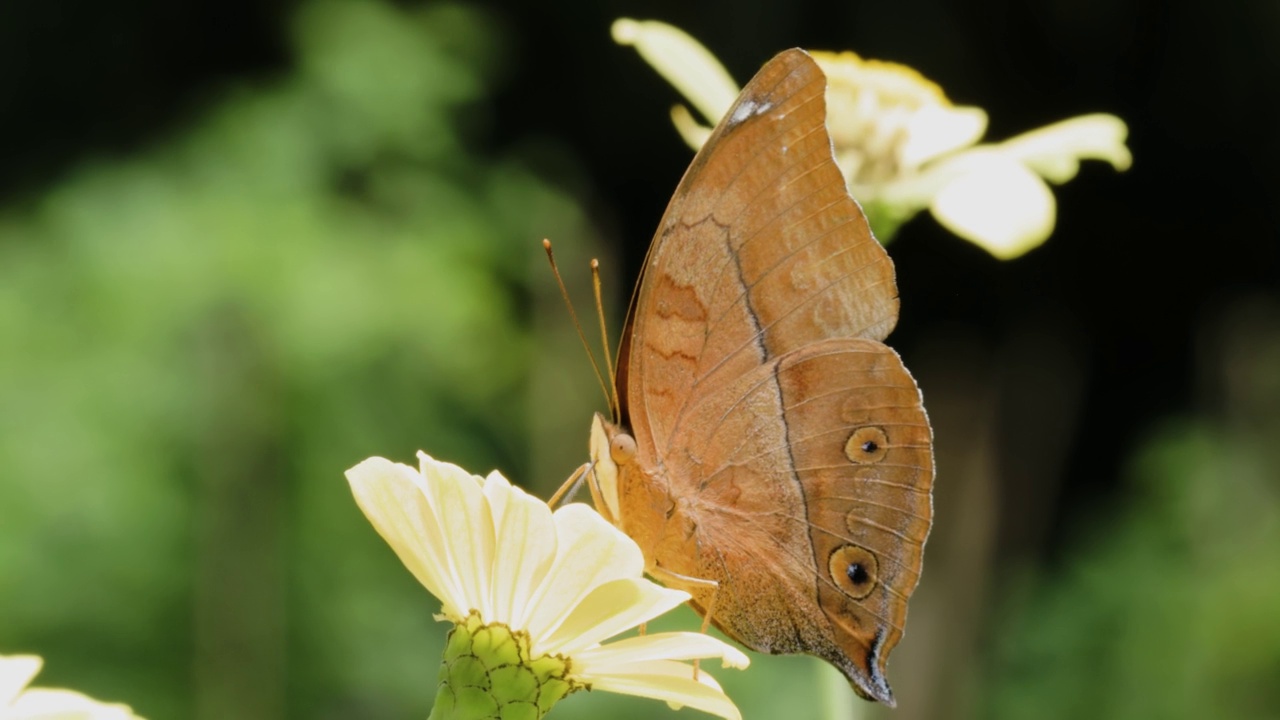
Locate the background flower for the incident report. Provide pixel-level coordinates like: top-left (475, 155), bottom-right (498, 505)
top-left (612, 17), bottom-right (1131, 258)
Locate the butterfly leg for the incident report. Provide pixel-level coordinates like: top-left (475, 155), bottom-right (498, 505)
top-left (647, 565), bottom-right (720, 680)
top-left (547, 462), bottom-right (590, 509)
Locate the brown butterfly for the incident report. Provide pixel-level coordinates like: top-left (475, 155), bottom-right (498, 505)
top-left (586, 48), bottom-right (933, 706)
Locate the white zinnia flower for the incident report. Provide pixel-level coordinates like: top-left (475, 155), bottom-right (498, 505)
top-left (0, 655), bottom-right (143, 720)
top-left (612, 18), bottom-right (1132, 259)
top-left (346, 453), bottom-right (749, 720)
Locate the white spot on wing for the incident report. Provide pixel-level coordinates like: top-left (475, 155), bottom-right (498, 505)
top-left (728, 99), bottom-right (774, 127)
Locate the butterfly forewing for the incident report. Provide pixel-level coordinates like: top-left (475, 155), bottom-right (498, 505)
top-left (619, 49), bottom-right (899, 453)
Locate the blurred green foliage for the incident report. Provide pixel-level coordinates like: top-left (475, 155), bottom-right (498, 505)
top-left (982, 303), bottom-right (1280, 719)
top-left (0, 2), bottom-right (589, 717)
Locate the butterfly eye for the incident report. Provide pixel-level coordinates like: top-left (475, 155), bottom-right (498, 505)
top-left (829, 544), bottom-right (879, 600)
top-left (610, 433), bottom-right (637, 465)
top-left (844, 426), bottom-right (889, 464)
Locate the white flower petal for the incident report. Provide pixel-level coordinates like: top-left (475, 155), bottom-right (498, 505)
top-left (575, 632), bottom-right (750, 671)
top-left (483, 471), bottom-right (557, 629)
top-left (578, 659), bottom-right (743, 720)
top-left (10, 688), bottom-right (138, 719)
top-left (523, 504), bottom-right (645, 649)
top-left (930, 157), bottom-right (1057, 259)
top-left (611, 18), bottom-right (740, 126)
top-left (345, 457), bottom-right (467, 617)
top-left (417, 452), bottom-right (496, 620)
top-left (0, 655), bottom-right (41, 707)
top-left (669, 104), bottom-right (714, 151)
top-left (900, 104), bottom-right (988, 169)
top-left (540, 578), bottom-right (690, 655)
top-left (998, 113), bottom-right (1132, 183)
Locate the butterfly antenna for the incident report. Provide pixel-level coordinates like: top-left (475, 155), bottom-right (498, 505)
top-left (591, 258), bottom-right (620, 421)
top-left (543, 239), bottom-right (612, 412)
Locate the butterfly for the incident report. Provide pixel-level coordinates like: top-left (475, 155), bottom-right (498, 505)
top-left (584, 48), bottom-right (934, 706)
